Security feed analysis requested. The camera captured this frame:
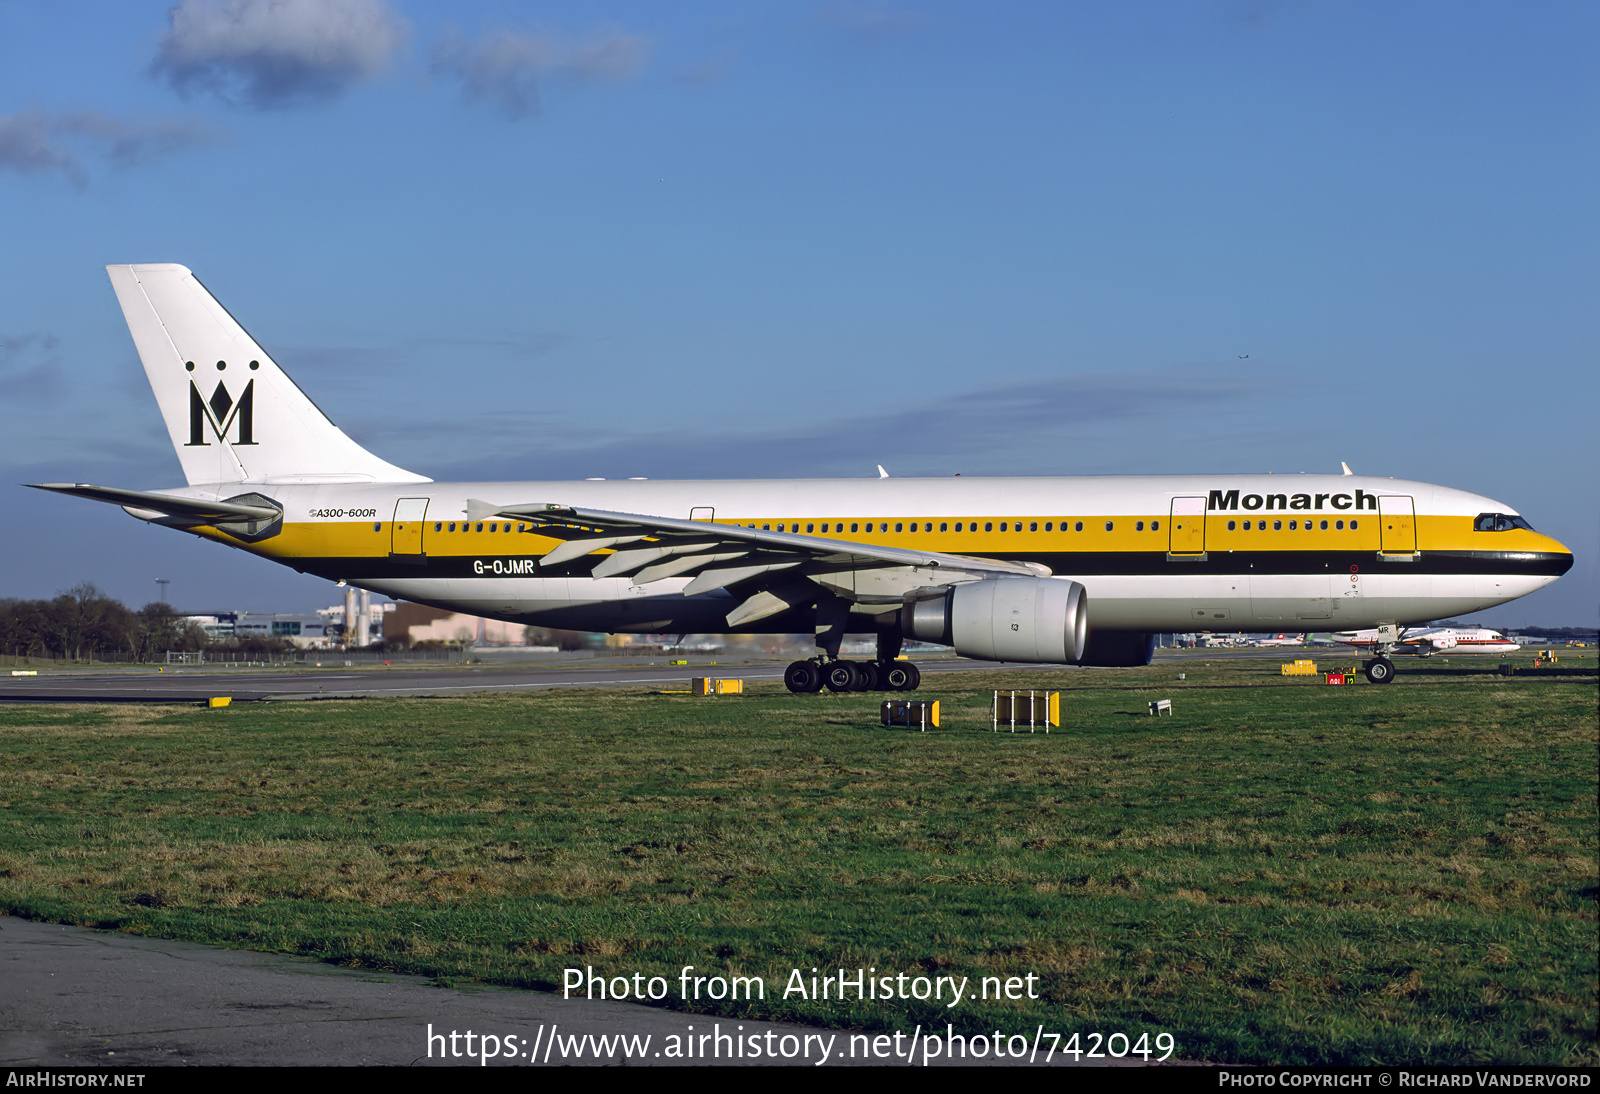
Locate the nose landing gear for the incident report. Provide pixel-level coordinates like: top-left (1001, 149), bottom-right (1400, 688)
top-left (1362, 656), bottom-right (1396, 684)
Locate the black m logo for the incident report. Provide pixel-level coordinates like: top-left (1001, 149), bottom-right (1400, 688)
top-left (187, 379), bottom-right (257, 446)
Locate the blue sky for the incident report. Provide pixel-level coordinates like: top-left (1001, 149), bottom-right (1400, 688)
top-left (1, 0), bottom-right (1594, 626)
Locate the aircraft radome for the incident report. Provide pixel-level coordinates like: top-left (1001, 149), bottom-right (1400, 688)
top-left (32, 265), bottom-right (1575, 691)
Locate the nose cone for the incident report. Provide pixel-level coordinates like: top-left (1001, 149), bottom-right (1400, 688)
top-left (1537, 532), bottom-right (1575, 575)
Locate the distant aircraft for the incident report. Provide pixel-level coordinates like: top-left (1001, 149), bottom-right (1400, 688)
top-left (30, 265), bottom-right (1575, 691)
top-left (1248, 633), bottom-right (1306, 647)
top-left (1332, 627), bottom-right (1521, 657)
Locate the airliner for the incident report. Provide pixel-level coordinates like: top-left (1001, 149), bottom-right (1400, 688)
top-left (1246, 633), bottom-right (1307, 647)
top-left (1332, 627), bottom-right (1521, 657)
top-left (31, 265), bottom-right (1575, 691)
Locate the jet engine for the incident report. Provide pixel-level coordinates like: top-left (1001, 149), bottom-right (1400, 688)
top-left (901, 577), bottom-right (1088, 664)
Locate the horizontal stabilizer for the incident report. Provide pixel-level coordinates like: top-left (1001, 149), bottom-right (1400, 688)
top-left (27, 483), bottom-right (281, 523)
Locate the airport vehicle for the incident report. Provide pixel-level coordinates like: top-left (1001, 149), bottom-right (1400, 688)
top-left (32, 265), bottom-right (1575, 691)
top-left (1332, 627), bottom-right (1521, 657)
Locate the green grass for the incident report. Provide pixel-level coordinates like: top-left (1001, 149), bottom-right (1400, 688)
top-left (0, 655), bottom-right (1594, 1065)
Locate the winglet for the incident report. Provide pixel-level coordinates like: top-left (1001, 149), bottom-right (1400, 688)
top-left (877, 465), bottom-right (890, 479)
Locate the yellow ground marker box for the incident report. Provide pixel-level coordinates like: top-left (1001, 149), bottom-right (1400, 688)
top-left (992, 690), bottom-right (1059, 731)
top-left (881, 699), bottom-right (940, 730)
top-left (691, 678), bottom-right (743, 696)
top-left (1281, 660), bottom-right (1319, 676)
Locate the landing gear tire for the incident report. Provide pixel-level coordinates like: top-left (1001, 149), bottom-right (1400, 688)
top-left (882, 662), bottom-right (921, 691)
top-left (1364, 657), bottom-right (1396, 685)
top-left (785, 660), bottom-right (824, 694)
top-left (824, 661), bottom-right (861, 693)
top-left (853, 661), bottom-right (880, 692)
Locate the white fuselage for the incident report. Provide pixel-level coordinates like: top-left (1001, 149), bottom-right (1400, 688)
top-left (159, 472), bottom-right (1572, 636)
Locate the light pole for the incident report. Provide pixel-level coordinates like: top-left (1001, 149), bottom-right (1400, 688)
top-left (155, 578), bottom-right (170, 606)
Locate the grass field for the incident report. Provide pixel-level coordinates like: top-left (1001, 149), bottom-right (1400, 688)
top-left (0, 654), bottom-right (1594, 1065)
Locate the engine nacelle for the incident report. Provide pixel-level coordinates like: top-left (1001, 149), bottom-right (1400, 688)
top-left (901, 577), bottom-right (1088, 664)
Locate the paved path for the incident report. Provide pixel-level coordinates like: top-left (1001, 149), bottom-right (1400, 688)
top-left (5, 917), bottom-right (1065, 1067)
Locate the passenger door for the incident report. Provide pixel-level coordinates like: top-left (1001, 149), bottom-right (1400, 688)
top-left (1378, 496), bottom-right (1417, 556)
top-left (391, 497), bottom-right (430, 560)
top-left (1168, 496), bottom-right (1206, 557)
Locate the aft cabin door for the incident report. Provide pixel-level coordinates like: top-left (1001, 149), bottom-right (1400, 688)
top-left (1378, 496), bottom-right (1417, 555)
top-left (1168, 496), bottom-right (1206, 556)
top-left (391, 497), bottom-right (430, 559)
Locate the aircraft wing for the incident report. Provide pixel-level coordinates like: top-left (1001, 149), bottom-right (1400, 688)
top-left (469, 499), bottom-right (1049, 627)
top-left (27, 483), bottom-right (282, 524)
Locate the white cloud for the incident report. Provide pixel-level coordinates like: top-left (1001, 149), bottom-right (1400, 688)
top-left (153, 0), bottom-right (408, 109)
top-left (431, 26), bottom-right (650, 120)
top-left (0, 110), bottom-right (215, 187)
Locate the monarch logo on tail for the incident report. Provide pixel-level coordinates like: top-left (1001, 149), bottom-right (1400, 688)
top-left (186, 362), bottom-right (258, 447)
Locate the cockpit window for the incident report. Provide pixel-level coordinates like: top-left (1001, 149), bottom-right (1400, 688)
top-left (1474, 512), bottom-right (1535, 532)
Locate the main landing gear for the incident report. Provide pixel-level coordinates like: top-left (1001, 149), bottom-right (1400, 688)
top-left (785, 603), bottom-right (922, 694)
top-left (1362, 656), bottom-right (1396, 684)
top-left (784, 658), bottom-right (921, 694)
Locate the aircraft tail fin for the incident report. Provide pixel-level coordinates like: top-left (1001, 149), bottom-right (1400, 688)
top-left (106, 264), bottom-right (429, 487)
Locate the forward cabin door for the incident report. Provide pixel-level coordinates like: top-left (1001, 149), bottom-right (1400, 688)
top-left (1167, 496), bottom-right (1207, 557)
top-left (1378, 495), bottom-right (1417, 556)
top-left (391, 497), bottom-right (430, 560)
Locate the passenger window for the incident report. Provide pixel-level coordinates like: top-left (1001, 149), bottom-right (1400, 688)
top-left (984, 522), bottom-right (993, 532)
top-left (434, 522), bottom-right (442, 532)
top-left (1336, 520), bottom-right (1344, 529)
top-left (1105, 522), bottom-right (1113, 531)
top-left (1228, 520), bottom-right (1236, 530)
top-left (806, 523), bottom-right (814, 533)
top-left (895, 523), bottom-right (903, 532)
top-left (1273, 520), bottom-right (1281, 530)
top-left (939, 522), bottom-right (948, 532)
top-left (1136, 521), bottom-right (1144, 531)
top-left (475, 522), bottom-right (484, 532)
top-left (1045, 522), bottom-right (1053, 531)
top-left (1074, 522), bottom-right (1083, 532)
top-left (374, 522), bottom-right (381, 532)
top-left (489, 523), bottom-right (497, 532)
top-left (1350, 520), bottom-right (1358, 529)
top-left (1320, 520), bottom-right (1328, 530)
top-left (850, 523), bottom-right (858, 533)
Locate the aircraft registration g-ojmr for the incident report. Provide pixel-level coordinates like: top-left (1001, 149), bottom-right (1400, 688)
top-left (34, 265), bottom-right (1575, 690)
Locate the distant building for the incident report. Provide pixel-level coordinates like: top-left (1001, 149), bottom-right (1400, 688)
top-left (384, 603), bottom-right (527, 646)
top-left (183, 601), bottom-right (392, 649)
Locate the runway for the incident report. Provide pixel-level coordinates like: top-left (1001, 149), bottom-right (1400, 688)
top-left (0, 653), bottom-right (1079, 703)
top-left (3, 646), bottom-right (1539, 704)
